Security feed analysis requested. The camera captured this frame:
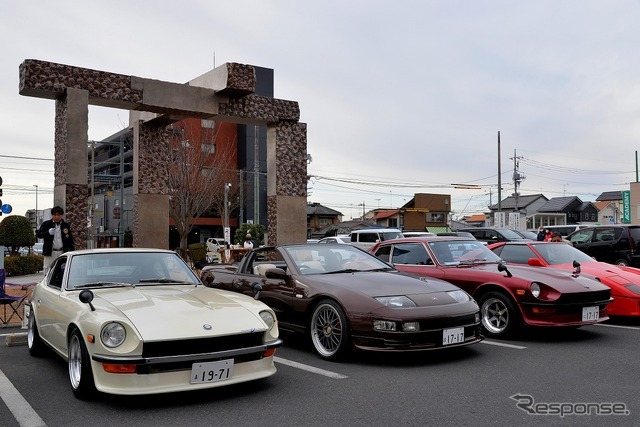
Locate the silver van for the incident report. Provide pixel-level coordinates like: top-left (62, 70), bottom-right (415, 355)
top-left (349, 228), bottom-right (404, 250)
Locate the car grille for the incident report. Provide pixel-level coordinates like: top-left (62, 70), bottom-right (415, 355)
top-left (419, 314), bottom-right (478, 331)
top-left (555, 289), bottom-right (611, 305)
top-left (138, 333), bottom-right (265, 374)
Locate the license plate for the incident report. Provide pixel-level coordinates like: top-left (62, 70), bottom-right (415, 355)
top-left (582, 306), bottom-right (599, 322)
top-left (190, 359), bottom-right (234, 384)
top-left (443, 327), bottom-right (465, 345)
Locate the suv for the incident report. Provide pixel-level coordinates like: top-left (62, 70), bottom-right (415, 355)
top-left (567, 225), bottom-right (640, 266)
top-left (458, 227), bottom-right (531, 244)
top-left (349, 228), bottom-right (404, 250)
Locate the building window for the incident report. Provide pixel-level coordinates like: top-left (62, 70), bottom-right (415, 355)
top-left (426, 212), bottom-right (445, 222)
top-left (201, 119), bottom-right (216, 129)
top-left (202, 143), bottom-right (216, 154)
top-left (319, 218), bottom-right (330, 226)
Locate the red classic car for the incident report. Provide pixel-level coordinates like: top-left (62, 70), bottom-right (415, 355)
top-left (488, 241), bottom-right (640, 317)
top-left (370, 237), bottom-right (613, 338)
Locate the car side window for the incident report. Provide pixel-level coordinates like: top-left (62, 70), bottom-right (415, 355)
top-left (594, 228), bottom-right (616, 242)
top-left (48, 258), bottom-right (67, 290)
top-left (391, 243), bottom-right (432, 265)
top-left (498, 245), bottom-right (536, 264)
top-left (570, 230), bottom-right (593, 244)
top-left (373, 245), bottom-right (391, 262)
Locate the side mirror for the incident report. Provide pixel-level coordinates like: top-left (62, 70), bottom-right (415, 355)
top-left (250, 282), bottom-right (262, 300)
top-left (265, 267), bottom-right (287, 279)
top-left (79, 290), bottom-right (96, 311)
top-left (200, 270), bottom-right (215, 287)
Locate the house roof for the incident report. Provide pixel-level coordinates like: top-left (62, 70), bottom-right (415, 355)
top-left (373, 209), bottom-right (400, 220)
top-left (465, 213), bottom-right (486, 223)
top-left (489, 193), bottom-right (547, 210)
top-left (537, 196), bottom-right (582, 212)
top-left (596, 191), bottom-right (623, 201)
top-left (307, 203), bottom-right (342, 216)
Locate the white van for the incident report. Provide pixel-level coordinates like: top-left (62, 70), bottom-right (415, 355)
top-left (349, 228), bottom-right (404, 250)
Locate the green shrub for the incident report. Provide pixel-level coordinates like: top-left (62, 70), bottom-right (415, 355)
top-left (4, 255), bottom-right (43, 276)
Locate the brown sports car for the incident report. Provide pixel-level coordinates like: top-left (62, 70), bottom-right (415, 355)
top-left (201, 244), bottom-right (482, 360)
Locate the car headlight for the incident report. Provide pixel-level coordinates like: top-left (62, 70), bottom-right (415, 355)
top-left (101, 322), bottom-right (126, 348)
top-left (375, 296), bottom-right (417, 308)
top-left (260, 310), bottom-right (276, 330)
top-left (447, 290), bottom-right (470, 303)
top-left (531, 282), bottom-right (542, 298)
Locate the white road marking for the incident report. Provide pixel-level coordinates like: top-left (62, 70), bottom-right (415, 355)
top-left (594, 323), bottom-right (640, 331)
top-left (274, 357), bottom-right (348, 379)
top-left (481, 340), bottom-right (527, 349)
top-left (0, 369), bottom-right (47, 427)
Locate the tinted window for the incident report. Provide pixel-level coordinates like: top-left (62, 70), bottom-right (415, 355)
top-left (373, 245), bottom-right (391, 262)
top-left (628, 227), bottom-right (640, 242)
top-left (569, 229), bottom-right (594, 244)
top-left (593, 228), bottom-right (619, 242)
top-left (498, 245), bottom-right (537, 264)
top-left (359, 233), bottom-right (379, 243)
top-left (391, 243), bottom-right (432, 265)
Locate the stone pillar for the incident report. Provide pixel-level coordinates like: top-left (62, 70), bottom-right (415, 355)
top-left (266, 121), bottom-right (308, 245)
top-left (132, 121), bottom-right (170, 248)
top-left (54, 88), bottom-right (89, 250)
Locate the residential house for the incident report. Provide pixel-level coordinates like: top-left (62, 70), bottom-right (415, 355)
top-left (534, 196), bottom-right (598, 227)
top-left (400, 193), bottom-right (451, 233)
top-left (372, 209), bottom-right (401, 228)
top-left (307, 203), bottom-right (343, 238)
top-left (594, 201), bottom-right (622, 225)
top-left (463, 213), bottom-right (487, 227)
top-left (488, 194), bottom-right (549, 229)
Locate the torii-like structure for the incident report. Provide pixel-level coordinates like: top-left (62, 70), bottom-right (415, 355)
top-left (19, 59), bottom-right (307, 248)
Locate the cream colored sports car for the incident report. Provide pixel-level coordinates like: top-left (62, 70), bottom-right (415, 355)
top-left (26, 248), bottom-right (281, 399)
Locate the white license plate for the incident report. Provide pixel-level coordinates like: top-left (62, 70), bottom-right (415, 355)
top-left (443, 327), bottom-right (465, 345)
top-left (190, 359), bottom-right (234, 384)
top-left (582, 306), bottom-right (599, 322)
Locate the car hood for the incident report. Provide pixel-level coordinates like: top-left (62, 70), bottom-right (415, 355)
top-left (306, 270), bottom-right (462, 297)
top-left (93, 286), bottom-right (269, 341)
top-left (466, 263), bottom-right (610, 292)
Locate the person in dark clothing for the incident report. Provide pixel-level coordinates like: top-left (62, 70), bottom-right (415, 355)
top-left (536, 226), bottom-right (546, 241)
top-left (36, 206), bottom-right (75, 272)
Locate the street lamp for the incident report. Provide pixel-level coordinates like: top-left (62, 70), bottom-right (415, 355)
top-left (33, 184), bottom-right (38, 228)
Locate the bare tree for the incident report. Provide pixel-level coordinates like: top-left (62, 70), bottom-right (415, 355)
top-left (167, 119), bottom-right (239, 256)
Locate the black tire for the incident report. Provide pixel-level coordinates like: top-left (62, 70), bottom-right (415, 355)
top-left (614, 258), bottom-right (630, 266)
top-left (478, 291), bottom-right (521, 339)
top-left (68, 328), bottom-right (96, 399)
top-left (309, 300), bottom-right (351, 360)
top-left (27, 314), bottom-right (47, 357)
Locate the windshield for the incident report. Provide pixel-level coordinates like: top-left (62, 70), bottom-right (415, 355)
top-left (531, 243), bottom-right (595, 265)
top-left (283, 244), bottom-right (392, 275)
top-left (380, 231), bottom-right (404, 241)
top-left (65, 251), bottom-right (200, 290)
top-left (428, 240), bottom-right (503, 266)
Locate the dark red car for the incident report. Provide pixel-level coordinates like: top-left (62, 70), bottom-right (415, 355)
top-left (370, 237), bottom-right (612, 338)
top-left (488, 240), bottom-right (640, 317)
top-left (201, 244), bottom-right (483, 360)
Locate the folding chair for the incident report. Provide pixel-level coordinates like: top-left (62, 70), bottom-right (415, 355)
top-left (0, 271), bottom-right (27, 327)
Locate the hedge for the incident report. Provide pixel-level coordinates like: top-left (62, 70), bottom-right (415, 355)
top-left (3, 255), bottom-right (44, 276)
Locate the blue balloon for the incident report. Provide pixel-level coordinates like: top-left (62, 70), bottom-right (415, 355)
top-left (1, 204), bottom-right (12, 214)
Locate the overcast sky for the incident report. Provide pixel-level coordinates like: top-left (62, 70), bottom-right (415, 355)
top-left (1, 1), bottom-right (639, 223)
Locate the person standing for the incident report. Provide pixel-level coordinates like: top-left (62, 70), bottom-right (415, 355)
top-left (36, 206), bottom-right (75, 272)
top-left (536, 226), bottom-right (546, 241)
top-left (243, 233), bottom-right (255, 249)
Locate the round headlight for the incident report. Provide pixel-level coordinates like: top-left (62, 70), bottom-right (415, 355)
top-left (531, 282), bottom-right (541, 299)
top-left (100, 322), bottom-right (126, 348)
top-left (260, 310), bottom-right (276, 330)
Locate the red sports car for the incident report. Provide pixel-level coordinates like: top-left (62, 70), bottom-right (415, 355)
top-left (370, 237), bottom-right (613, 338)
top-left (488, 241), bottom-right (640, 317)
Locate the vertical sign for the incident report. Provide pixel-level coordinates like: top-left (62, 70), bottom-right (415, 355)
top-left (622, 190), bottom-right (631, 223)
top-left (494, 212), bottom-right (506, 228)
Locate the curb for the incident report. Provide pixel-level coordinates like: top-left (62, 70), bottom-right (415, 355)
top-left (5, 332), bottom-right (27, 347)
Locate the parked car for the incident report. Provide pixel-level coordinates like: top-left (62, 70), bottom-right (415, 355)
top-left (370, 236), bottom-right (612, 338)
top-left (437, 231), bottom-right (478, 239)
top-left (567, 225), bottom-right (640, 267)
top-left (349, 227), bottom-right (404, 250)
top-left (459, 227), bottom-right (532, 244)
top-left (206, 237), bottom-right (228, 252)
top-left (201, 244), bottom-right (483, 360)
top-left (540, 224), bottom-right (590, 237)
top-left (488, 240), bottom-right (640, 317)
top-left (317, 235), bottom-right (351, 244)
top-left (33, 242), bottom-right (44, 255)
top-left (513, 230), bottom-right (539, 240)
top-left (402, 231), bottom-right (437, 237)
top-left (26, 248), bottom-right (282, 399)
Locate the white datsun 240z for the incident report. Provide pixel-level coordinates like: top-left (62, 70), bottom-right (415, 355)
top-left (26, 248), bottom-right (281, 399)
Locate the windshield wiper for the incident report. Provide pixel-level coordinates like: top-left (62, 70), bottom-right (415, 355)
top-left (74, 281), bottom-right (135, 289)
top-left (324, 269), bottom-right (362, 274)
top-left (457, 258), bottom-right (493, 265)
top-left (138, 278), bottom-right (194, 284)
top-left (364, 267), bottom-right (394, 272)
